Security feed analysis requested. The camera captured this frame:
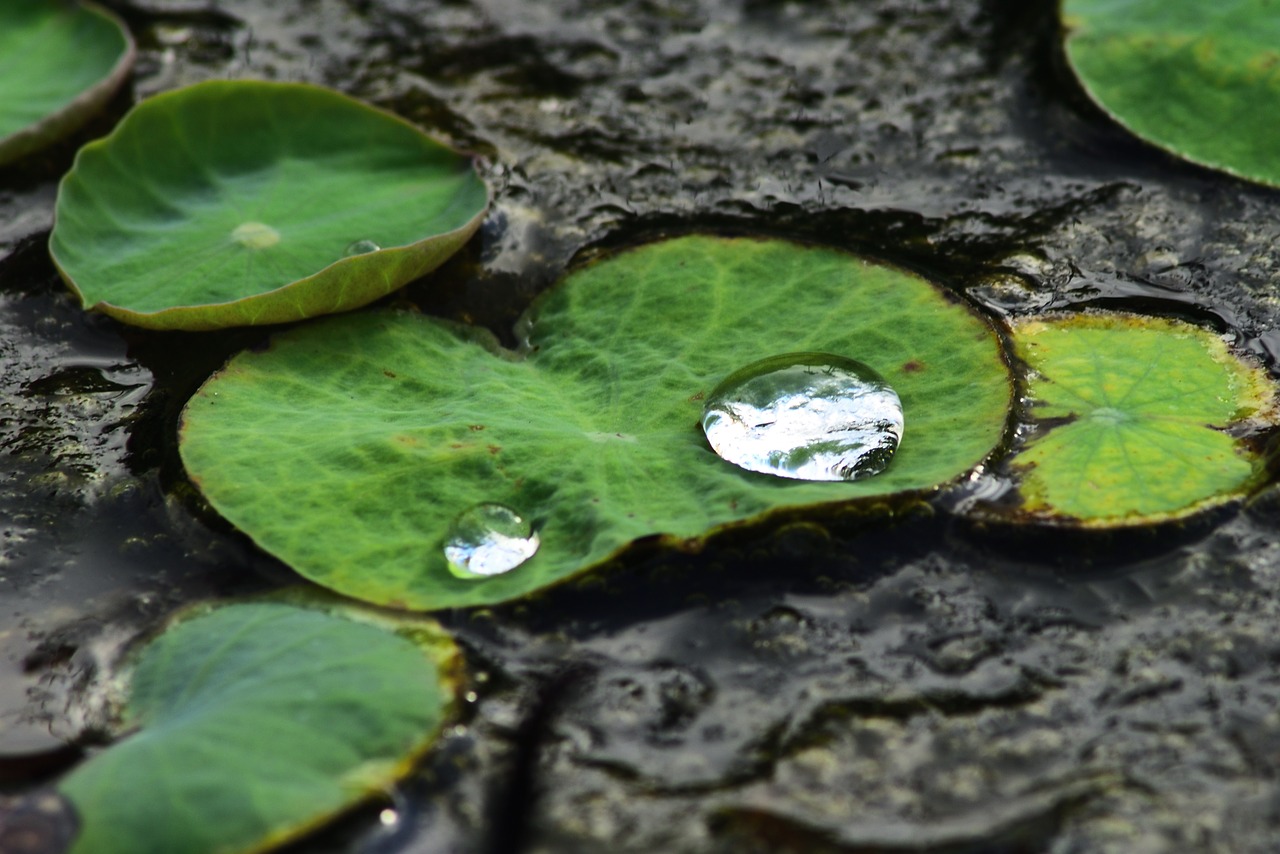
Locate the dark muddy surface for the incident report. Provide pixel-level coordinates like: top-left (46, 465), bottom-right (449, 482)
top-left (4, 1), bottom-right (1280, 851)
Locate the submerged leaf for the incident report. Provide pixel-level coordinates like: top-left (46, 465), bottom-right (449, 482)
top-left (0, 0), bottom-right (135, 165)
top-left (1009, 313), bottom-right (1275, 523)
top-left (179, 235), bottom-right (1012, 610)
top-left (1063, 0), bottom-right (1280, 186)
top-left (49, 80), bottom-right (488, 330)
top-left (58, 602), bottom-right (458, 854)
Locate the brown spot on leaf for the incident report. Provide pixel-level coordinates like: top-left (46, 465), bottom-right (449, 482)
top-left (469, 424), bottom-right (485, 431)
top-left (689, 391), bottom-right (705, 401)
top-left (487, 444), bottom-right (502, 455)
top-left (394, 435), bottom-right (421, 447)
top-left (383, 369), bottom-right (397, 379)
top-left (902, 360), bottom-right (925, 373)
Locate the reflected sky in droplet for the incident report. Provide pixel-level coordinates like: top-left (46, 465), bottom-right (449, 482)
top-left (701, 352), bottom-right (903, 482)
top-left (443, 503), bottom-right (539, 579)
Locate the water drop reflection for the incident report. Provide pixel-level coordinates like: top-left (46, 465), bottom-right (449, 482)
top-left (443, 503), bottom-right (539, 579)
top-left (343, 239), bottom-right (381, 257)
top-left (701, 352), bottom-right (903, 481)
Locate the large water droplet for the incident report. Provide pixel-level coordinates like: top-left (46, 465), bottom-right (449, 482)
top-left (443, 503), bottom-right (540, 579)
top-left (343, 239), bottom-right (381, 257)
top-left (701, 352), bottom-right (903, 482)
top-left (230, 221), bottom-right (280, 249)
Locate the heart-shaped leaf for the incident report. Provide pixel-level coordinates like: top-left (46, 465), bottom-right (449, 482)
top-left (1007, 313), bottom-right (1276, 524)
top-left (49, 80), bottom-right (488, 330)
top-left (1062, 0), bottom-right (1280, 187)
top-left (0, 0), bottom-right (134, 166)
top-left (58, 601), bottom-right (459, 854)
top-left (179, 236), bottom-right (1013, 610)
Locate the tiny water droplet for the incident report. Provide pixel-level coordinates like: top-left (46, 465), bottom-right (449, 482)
top-left (443, 503), bottom-right (539, 579)
top-left (343, 239), bottom-right (381, 257)
top-left (230, 221), bottom-right (280, 249)
top-left (701, 352), bottom-right (903, 482)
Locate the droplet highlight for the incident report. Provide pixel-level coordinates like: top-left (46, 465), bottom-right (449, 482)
top-left (343, 239), bottom-right (381, 257)
top-left (701, 352), bottom-right (903, 482)
top-left (443, 503), bottom-right (539, 579)
top-left (230, 221), bottom-right (280, 249)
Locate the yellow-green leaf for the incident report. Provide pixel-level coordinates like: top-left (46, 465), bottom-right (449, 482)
top-left (1011, 313), bottom-right (1275, 524)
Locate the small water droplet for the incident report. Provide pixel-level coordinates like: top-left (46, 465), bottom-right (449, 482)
top-left (343, 239), bottom-right (381, 257)
top-left (230, 221), bottom-right (280, 249)
top-left (443, 503), bottom-right (539, 578)
top-left (701, 352), bottom-right (903, 482)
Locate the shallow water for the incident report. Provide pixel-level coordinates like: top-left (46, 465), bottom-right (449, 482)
top-left (5, 0), bottom-right (1280, 851)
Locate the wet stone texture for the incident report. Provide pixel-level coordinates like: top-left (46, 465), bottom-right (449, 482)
top-left (4, 0), bottom-right (1280, 851)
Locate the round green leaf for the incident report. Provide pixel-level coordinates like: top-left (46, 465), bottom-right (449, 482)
top-left (58, 601), bottom-right (459, 854)
top-left (1009, 313), bottom-right (1276, 524)
top-left (179, 235), bottom-right (1013, 610)
top-left (48, 80), bottom-right (489, 330)
top-left (1062, 0), bottom-right (1280, 187)
top-left (0, 0), bottom-right (134, 165)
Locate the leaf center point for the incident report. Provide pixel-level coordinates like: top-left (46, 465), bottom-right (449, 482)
top-left (231, 221), bottom-right (281, 249)
top-left (1089, 406), bottom-right (1130, 426)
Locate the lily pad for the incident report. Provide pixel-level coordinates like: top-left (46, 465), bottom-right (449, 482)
top-left (179, 235), bottom-right (1012, 610)
top-left (1062, 0), bottom-right (1280, 187)
top-left (1008, 313), bottom-right (1276, 524)
top-left (48, 80), bottom-right (488, 330)
top-left (0, 0), bottom-right (134, 166)
top-left (58, 600), bottom-right (459, 854)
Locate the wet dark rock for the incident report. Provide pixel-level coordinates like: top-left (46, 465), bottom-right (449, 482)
top-left (5, 0), bottom-right (1280, 851)
top-left (0, 791), bottom-right (78, 854)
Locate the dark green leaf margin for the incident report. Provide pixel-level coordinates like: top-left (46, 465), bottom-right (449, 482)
top-left (1062, 0), bottom-right (1280, 187)
top-left (0, 0), bottom-right (135, 165)
top-left (179, 236), bottom-right (1013, 610)
top-left (49, 80), bottom-right (489, 330)
top-left (58, 598), bottom-right (461, 854)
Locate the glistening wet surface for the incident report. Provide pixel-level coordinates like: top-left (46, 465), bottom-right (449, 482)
top-left (4, 0), bottom-right (1280, 851)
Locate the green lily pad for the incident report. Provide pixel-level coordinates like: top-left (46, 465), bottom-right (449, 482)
top-left (179, 235), bottom-right (1012, 610)
top-left (1062, 0), bottom-right (1280, 186)
top-left (1008, 313), bottom-right (1276, 524)
top-left (48, 80), bottom-right (488, 331)
top-left (58, 600), bottom-right (459, 854)
top-left (0, 0), bottom-right (134, 166)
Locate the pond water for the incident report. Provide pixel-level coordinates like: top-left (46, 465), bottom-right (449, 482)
top-left (4, 0), bottom-right (1280, 851)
